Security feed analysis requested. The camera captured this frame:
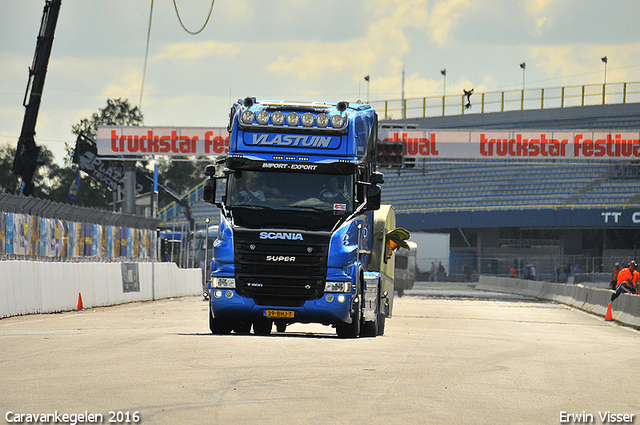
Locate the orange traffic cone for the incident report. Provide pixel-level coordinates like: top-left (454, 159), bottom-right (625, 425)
top-left (76, 292), bottom-right (84, 311)
top-left (605, 302), bottom-right (613, 322)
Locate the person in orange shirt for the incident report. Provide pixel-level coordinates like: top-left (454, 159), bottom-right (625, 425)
top-left (611, 260), bottom-right (639, 302)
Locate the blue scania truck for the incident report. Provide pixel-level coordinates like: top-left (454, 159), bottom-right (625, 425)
top-left (202, 98), bottom-right (406, 337)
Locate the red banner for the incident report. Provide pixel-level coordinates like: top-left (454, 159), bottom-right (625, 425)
top-left (98, 126), bottom-right (640, 160)
top-left (97, 126), bottom-right (228, 156)
top-left (378, 130), bottom-right (640, 160)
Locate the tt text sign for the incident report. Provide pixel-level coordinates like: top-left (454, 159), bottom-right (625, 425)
top-left (379, 130), bottom-right (640, 160)
top-left (97, 126), bottom-right (228, 156)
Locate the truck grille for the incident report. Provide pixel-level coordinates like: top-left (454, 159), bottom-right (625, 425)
top-left (234, 229), bottom-right (331, 306)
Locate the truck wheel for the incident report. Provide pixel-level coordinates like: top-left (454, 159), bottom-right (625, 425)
top-left (376, 313), bottom-right (386, 336)
top-left (336, 292), bottom-right (361, 338)
top-left (233, 320), bottom-right (252, 335)
top-left (253, 319), bottom-right (272, 336)
top-left (209, 304), bottom-right (232, 335)
top-left (360, 318), bottom-right (377, 337)
top-left (397, 288), bottom-right (404, 297)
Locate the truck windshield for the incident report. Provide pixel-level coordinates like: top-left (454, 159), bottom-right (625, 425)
top-left (227, 171), bottom-right (353, 213)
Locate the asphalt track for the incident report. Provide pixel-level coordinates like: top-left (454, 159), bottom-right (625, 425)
top-left (1, 283), bottom-right (639, 425)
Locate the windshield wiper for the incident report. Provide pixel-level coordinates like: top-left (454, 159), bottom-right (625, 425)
top-left (285, 205), bottom-right (327, 213)
top-left (231, 204), bottom-right (274, 211)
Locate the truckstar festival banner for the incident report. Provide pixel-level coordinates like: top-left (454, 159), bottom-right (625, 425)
top-left (98, 126), bottom-right (640, 161)
top-left (97, 126), bottom-right (229, 156)
top-left (378, 130), bottom-right (640, 160)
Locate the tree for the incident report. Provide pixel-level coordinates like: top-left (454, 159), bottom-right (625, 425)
top-left (0, 143), bottom-right (61, 198)
top-left (157, 157), bottom-right (209, 198)
top-left (0, 144), bottom-right (20, 194)
top-left (61, 98), bottom-right (144, 208)
top-left (71, 98), bottom-right (143, 141)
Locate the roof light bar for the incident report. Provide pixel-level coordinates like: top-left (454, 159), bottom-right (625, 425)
top-left (236, 98), bottom-right (351, 131)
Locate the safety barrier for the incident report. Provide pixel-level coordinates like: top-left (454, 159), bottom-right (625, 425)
top-left (476, 276), bottom-right (640, 328)
top-left (0, 193), bottom-right (158, 261)
top-left (0, 260), bottom-right (202, 318)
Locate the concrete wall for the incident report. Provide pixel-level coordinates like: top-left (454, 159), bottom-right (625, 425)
top-left (0, 261), bottom-right (202, 318)
top-left (476, 276), bottom-right (640, 328)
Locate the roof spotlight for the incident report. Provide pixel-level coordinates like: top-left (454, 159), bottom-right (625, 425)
top-left (301, 113), bottom-right (314, 127)
top-left (286, 112), bottom-right (300, 126)
top-left (272, 111), bottom-right (285, 126)
top-left (316, 113), bottom-right (329, 128)
top-left (256, 110), bottom-right (270, 125)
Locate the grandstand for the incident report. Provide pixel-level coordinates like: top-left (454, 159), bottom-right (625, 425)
top-left (381, 102), bottom-right (640, 218)
top-left (382, 161), bottom-right (640, 213)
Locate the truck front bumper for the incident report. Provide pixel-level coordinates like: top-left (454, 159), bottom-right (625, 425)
top-left (209, 289), bottom-right (353, 325)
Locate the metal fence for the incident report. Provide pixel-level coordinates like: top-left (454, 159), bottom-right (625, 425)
top-left (371, 81), bottom-right (640, 120)
top-left (0, 193), bottom-right (159, 262)
top-left (446, 250), bottom-right (635, 285)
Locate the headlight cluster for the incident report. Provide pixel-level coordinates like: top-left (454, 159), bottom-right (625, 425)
top-left (212, 277), bottom-right (236, 289)
top-left (324, 281), bottom-right (351, 293)
top-left (240, 109), bottom-right (346, 129)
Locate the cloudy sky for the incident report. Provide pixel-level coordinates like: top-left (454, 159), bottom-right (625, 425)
top-left (2, 0), bottom-right (640, 164)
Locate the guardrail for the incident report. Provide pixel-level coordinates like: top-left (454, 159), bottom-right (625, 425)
top-left (371, 81), bottom-right (640, 120)
top-left (476, 276), bottom-right (640, 328)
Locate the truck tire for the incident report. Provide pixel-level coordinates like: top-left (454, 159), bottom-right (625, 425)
top-left (253, 319), bottom-right (272, 336)
top-left (233, 320), bottom-right (252, 335)
top-left (336, 291), bottom-right (361, 338)
top-left (360, 317), bottom-right (377, 337)
top-left (209, 304), bottom-right (233, 335)
top-left (376, 313), bottom-right (386, 336)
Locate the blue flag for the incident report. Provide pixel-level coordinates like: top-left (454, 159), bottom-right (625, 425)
top-left (69, 171), bottom-right (80, 200)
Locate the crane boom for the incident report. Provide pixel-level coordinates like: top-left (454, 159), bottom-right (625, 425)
top-left (13, 0), bottom-right (61, 196)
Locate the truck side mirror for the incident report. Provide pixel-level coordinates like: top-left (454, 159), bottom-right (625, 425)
top-left (203, 164), bottom-right (218, 204)
top-left (204, 164), bottom-right (216, 177)
top-left (203, 177), bottom-right (216, 204)
top-left (366, 184), bottom-right (381, 211)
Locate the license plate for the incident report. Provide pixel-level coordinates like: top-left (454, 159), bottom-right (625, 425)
top-left (264, 310), bottom-right (295, 319)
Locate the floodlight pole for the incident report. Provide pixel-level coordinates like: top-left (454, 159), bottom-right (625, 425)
top-left (364, 75), bottom-right (370, 103)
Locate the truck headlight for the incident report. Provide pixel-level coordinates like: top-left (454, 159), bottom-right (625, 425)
top-left (241, 110), bottom-right (255, 124)
top-left (324, 281), bottom-right (350, 293)
top-left (272, 111), bottom-right (285, 126)
top-left (286, 112), bottom-right (300, 126)
top-left (256, 109), bottom-right (270, 125)
top-left (301, 112), bottom-right (314, 127)
top-left (316, 113), bottom-right (329, 128)
top-left (213, 277), bottom-right (236, 288)
top-left (330, 114), bottom-right (344, 128)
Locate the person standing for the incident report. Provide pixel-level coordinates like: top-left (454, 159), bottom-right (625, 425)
top-left (462, 262), bottom-right (471, 282)
top-left (437, 261), bottom-right (446, 282)
top-left (429, 261), bottom-right (436, 282)
top-left (610, 262), bottom-right (620, 290)
top-left (611, 261), bottom-right (639, 302)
